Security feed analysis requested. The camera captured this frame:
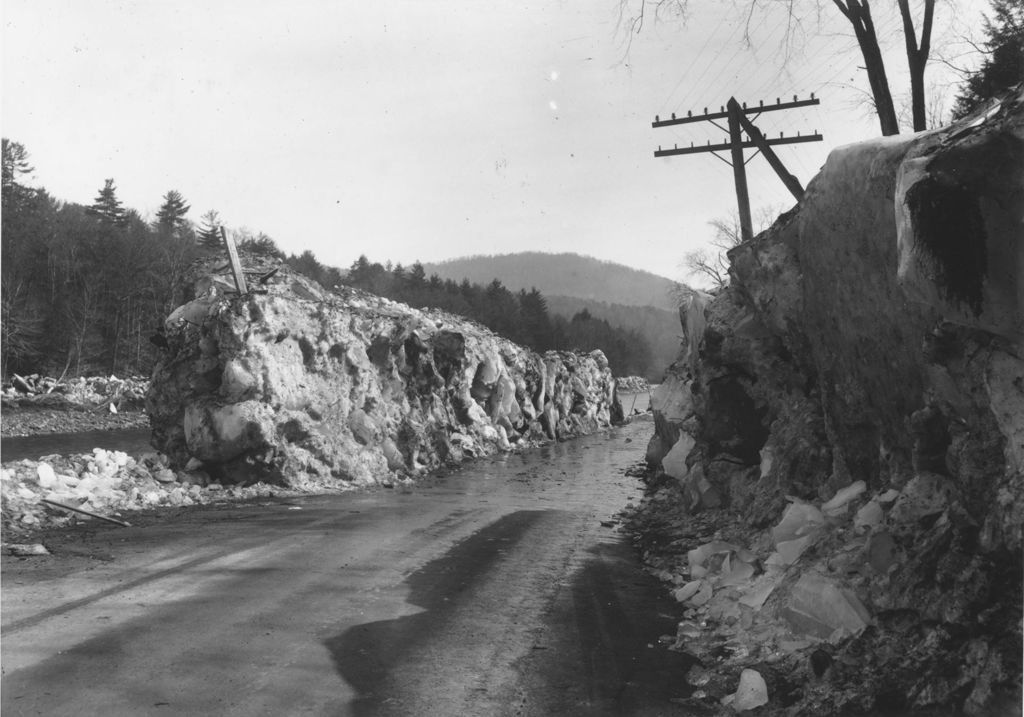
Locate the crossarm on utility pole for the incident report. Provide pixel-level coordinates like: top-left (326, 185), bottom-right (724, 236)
top-left (728, 98), bottom-right (806, 201)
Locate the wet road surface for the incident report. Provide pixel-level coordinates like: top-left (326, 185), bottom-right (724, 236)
top-left (2, 416), bottom-right (694, 716)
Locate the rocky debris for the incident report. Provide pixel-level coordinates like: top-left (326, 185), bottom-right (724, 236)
top-left (725, 669), bottom-right (769, 711)
top-left (635, 90), bottom-right (1024, 715)
top-left (146, 260), bottom-right (621, 488)
top-left (2, 374), bottom-right (149, 410)
top-left (616, 375), bottom-right (652, 393)
top-left (1, 375), bottom-right (151, 437)
top-left (6, 543), bottom-right (50, 556)
top-left (1, 448), bottom-right (324, 537)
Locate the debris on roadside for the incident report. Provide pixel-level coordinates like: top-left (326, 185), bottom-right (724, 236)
top-left (41, 498), bottom-right (132, 528)
top-left (0, 448), bottom-right (334, 537)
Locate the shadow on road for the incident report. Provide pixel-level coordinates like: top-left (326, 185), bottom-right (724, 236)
top-left (324, 510), bottom-right (548, 715)
top-left (325, 510), bottom-right (696, 716)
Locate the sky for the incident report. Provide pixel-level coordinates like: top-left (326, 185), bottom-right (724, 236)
top-left (2, 0), bottom-right (986, 282)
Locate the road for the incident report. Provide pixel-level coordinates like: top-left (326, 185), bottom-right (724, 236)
top-left (2, 416), bottom-right (694, 716)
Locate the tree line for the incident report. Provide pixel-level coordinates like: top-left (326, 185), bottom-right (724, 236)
top-left (1, 141), bottom-right (656, 380)
top-left (344, 256), bottom-right (656, 378)
top-left (2, 140), bottom-right (331, 378)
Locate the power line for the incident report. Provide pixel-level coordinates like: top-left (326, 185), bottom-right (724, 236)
top-left (659, 12), bottom-right (731, 113)
top-left (651, 95), bottom-right (824, 241)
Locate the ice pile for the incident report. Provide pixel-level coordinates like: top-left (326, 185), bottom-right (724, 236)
top-left (1, 448), bottom-right (323, 535)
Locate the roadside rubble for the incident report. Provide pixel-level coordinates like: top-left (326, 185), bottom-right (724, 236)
top-left (616, 376), bottom-right (651, 393)
top-left (628, 476), bottom-right (889, 714)
top-left (2, 375), bottom-right (152, 437)
top-left (2, 374), bottom-right (149, 410)
top-left (0, 447), bottom-right (321, 538)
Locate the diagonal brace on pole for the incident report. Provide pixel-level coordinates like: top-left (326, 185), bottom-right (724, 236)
top-left (727, 98), bottom-right (806, 200)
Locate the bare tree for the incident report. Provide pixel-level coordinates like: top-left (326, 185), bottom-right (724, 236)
top-left (896, 0), bottom-right (937, 131)
top-left (682, 207), bottom-right (782, 290)
top-left (683, 217), bottom-right (742, 290)
top-left (620, 0), bottom-right (939, 135)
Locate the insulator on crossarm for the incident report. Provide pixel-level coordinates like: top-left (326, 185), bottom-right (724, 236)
top-left (742, 102), bottom-right (747, 109)
top-left (688, 110), bottom-right (692, 117)
top-left (776, 97), bottom-right (780, 104)
top-left (759, 100), bottom-right (763, 107)
top-left (655, 115), bottom-right (660, 122)
top-left (704, 107), bottom-right (708, 114)
top-left (672, 113), bottom-right (676, 119)
top-left (793, 94), bottom-right (797, 101)
top-left (811, 92), bottom-right (815, 99)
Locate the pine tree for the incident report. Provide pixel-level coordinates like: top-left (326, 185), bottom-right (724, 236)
top-left (952, 0), bottom-right (1024, 118)
top-left (197, 209), bottom-right (222, 249)
top-left (155, 190), bottom-right (191, 234)
top-left (87, 178), bottom-right (127, 226)
top-left (1, 139), bottom-right (33, 196)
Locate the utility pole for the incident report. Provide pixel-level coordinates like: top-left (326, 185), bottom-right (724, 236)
top-left (652, 95), bottom-right (823, 242)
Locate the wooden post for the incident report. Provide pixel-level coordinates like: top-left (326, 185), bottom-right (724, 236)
top-left (220, 226), bottom-right (248, 294)
top-left (727, 99), bottom-right (754, 243)
top-left (728, 98), bottom-right (805, 201)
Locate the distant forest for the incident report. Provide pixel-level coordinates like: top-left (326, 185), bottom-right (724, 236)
top-left (2, 139), bottom-right (658, 380)
top-left (343, 256), bottom-right (656, 378)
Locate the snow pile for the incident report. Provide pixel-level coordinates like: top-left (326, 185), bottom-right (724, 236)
top-left (2, 375), bottom-right (149, 408)
top-left (615, 376), bottom-right (651, 393)
top-left (147, 263), bottom-right (621, 488)
top-left (1, 448), bottom-right (336, 536)
top-left (639, 90), bottom-right (1024, 715)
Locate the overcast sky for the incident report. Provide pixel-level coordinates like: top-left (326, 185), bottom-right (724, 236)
top-left (2, 0), bottom-right (984, 281)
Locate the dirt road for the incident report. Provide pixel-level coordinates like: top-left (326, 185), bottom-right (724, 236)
top-left (2, 416), bottom-right (694, 716)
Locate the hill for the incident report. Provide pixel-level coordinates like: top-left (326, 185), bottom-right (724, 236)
top-left (422, 252), bottom-right (680, 311)
top-left (422, 253), bottom-right (685, 377)
top-left (544, 296), bottom-right (681, 378)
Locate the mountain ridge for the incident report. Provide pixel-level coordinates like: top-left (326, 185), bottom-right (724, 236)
top-left (422, 252), bottom-right (680, 311)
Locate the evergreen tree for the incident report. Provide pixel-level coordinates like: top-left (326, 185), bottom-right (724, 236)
top-left (155, 190), bottom-right (191, 234)
top-left (349, 255), bottom-right (372, 283)
top-left (237, 230), bottom-right (284, 258)
top-left (87, 178), bottom-right (127, 227)
top-left (1, 140), bottom-right (48, 375)
top-left (519, 288), bottom-right (553, 349)
top-left (952, 0), bottom-right (1024, 119)
top-left (1, 139), bottom-right (33, 199)
top-left (197, 209), bottom-right (222, 249)
top-left (409, 261), bottom-right (427, 286)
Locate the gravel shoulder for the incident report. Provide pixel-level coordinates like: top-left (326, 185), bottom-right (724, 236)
top-left (1, 406), bottom-right (149, 437)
